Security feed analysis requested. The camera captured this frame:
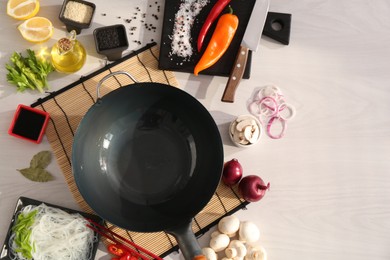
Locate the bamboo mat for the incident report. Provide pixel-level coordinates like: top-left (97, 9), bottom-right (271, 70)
top-left (31, 43), bottom-right (249, 258)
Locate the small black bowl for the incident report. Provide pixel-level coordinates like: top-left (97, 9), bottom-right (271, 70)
top-left (59, 0), bottom-right (96, 34)
top-left (94, 24), bottom-right (129, 61)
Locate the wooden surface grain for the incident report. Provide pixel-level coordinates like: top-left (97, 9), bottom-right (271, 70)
top-left (1, 1), bottom-right (390, 260)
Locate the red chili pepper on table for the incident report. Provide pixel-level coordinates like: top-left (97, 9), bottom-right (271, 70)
top-left (197, 0), bottom-right (231, 52)
top-left (108, 244), bottom-right (127, 257)
top-left (194, 6), bottom-right (239, 76)
top-left (119, 252), bottom-right (137, 260)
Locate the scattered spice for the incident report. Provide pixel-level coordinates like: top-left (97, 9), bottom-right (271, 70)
top-left (63, 1), bottom-right (94, 24)
top-left (97, 2), bottom-right (162, 47)
top-left (17, 151), bottom-right (54, 182)
top-left (170, 0), bottom-right (209, 58)
top-left (96, 26), bottom-right (127, 50)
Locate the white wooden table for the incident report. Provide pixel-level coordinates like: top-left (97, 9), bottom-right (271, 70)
top-left (1, 1), bottom-right (390, 259)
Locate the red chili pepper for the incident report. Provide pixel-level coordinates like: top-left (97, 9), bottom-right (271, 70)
top-left (119, 252), bottom-right (134, 260)
top-left (197, 0), bottom-right (231, 52)
top-left (108, 244), bottom-right (127, 257)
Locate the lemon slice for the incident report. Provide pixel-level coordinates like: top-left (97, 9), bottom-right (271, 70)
top-left (7, 0), bottom-right (40, 20)
top-left (18, 16), bottom-right (53, 43)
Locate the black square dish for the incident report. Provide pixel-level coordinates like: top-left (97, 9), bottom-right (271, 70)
top-left (94, 24), bottom-right (129, 61)
top-left (0, 197), bottom-right (103, 260)
top-left (59, 0), bottom-right (96, 34)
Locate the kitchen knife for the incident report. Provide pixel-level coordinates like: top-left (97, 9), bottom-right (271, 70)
top-left (221, 0), bottom-right (270, 102)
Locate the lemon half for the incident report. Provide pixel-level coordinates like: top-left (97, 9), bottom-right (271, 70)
top-left (18, 16), bottom-right (53, 43)
top-left (7, 0), bottom-right (40, 20)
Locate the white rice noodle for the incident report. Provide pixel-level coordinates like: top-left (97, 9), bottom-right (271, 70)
top-left (10, 204), bottom-right (96, 260)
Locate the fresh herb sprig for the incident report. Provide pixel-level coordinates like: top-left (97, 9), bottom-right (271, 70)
top-left (6, 49), bottom-right (54, 93)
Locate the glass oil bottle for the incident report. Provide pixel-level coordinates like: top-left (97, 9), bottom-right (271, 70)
top-left (51, 30), bottom-right (86, 73)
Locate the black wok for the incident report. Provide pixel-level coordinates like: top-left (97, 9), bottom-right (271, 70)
top-left (72, 72), bottom-right (224, 260)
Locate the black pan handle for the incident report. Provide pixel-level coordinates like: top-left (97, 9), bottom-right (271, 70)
top-left (166, 220), bottom-right (206, 260)
top-left (96, 71), bottom-right (139, 100)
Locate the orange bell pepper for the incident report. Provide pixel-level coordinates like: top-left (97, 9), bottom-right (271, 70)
top-left (194, 6), bottom-right (239, 76)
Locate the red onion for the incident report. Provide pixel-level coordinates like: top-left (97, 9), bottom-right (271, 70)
top-left (238, 175), bottom-right (270, 202)
top-left (222, 159), bottom-right (243, 186)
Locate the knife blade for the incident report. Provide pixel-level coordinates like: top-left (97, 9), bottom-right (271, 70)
top-left (221, 0), bottom-right (270, 103)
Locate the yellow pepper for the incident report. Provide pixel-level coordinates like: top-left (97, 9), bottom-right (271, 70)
top-left (194, 6), bottom-right (239, 76)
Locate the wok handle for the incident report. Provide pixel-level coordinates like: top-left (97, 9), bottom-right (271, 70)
top-left (166, 220), bottom-right (206, 260)
top-left (96, 71), bottom-right (139, 100)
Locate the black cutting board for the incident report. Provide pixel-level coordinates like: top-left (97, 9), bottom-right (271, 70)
top-left (159, 0), bottom-right (255, 78)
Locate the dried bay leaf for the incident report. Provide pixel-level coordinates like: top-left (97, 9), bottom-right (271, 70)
top-left (30, 150), bottom-right (51, 169)
top-left (18, 168), bottom-right (53, 182)
top-left (18, 151), bottom-right (54, 182)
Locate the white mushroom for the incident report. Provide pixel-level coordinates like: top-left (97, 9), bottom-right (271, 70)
top-left (211, 230), bottom-right (222, 238)
top-left (245, 245), bottom-right (267, 260)
top-left (229, 115), bottom-right (261, 146)
top-left (209, 233), bottom-right (230, 252)
top-left (225, 240), bottom-right (247, 259)
top-left (238, 221), bottom-right (260, 243)
top-left (202, 247), bottom-right (218, 260)
top-left (218, 215), bottom-right (240, 237)
top-left (236, 118), bottom-right (254, 132)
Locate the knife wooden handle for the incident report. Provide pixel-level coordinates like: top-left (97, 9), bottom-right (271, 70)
top-left (221, 45), bottom-right (249, 103)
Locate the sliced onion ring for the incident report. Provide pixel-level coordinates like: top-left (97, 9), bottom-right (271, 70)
top-left (267, 116), bottom-right (287, 139)
top-left (278, 103), bottom-right (296, 121)
top-left (248, 101), bottom-right (262, 117)
top-left (258, 85), bottom-right (283, 100)
top-left (259, 97), bottom-right (278, 117)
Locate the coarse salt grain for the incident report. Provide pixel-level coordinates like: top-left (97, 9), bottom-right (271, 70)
top-left (170, 0), bottom-right (209, 59)
top-left (64, 1), bottom-right (93, 24)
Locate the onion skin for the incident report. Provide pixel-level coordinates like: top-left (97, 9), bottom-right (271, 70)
top-left (222, 159), bottom-right (243, 186)
top-left (238, 175), bottom-right (270, 202)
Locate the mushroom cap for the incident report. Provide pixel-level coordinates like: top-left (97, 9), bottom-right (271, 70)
top-left (218, 215), bottom-right (240, 235)
top-left (239, 221), bottom-right (260, 243)
top-left (210, 233), bottom-right (230, 252)
top-left (245, 245), bottom-right (267, 260)
top-left (226, 240), bottom-right (247, 258)
top-left (201, 247), bottom-right (217, 260)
